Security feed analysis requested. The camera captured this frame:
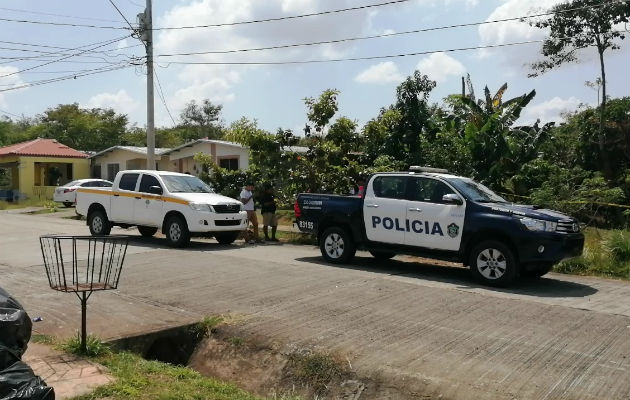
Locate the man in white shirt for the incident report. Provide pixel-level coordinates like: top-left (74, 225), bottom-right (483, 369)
top-left (240, 183), bottom-right (260, 243)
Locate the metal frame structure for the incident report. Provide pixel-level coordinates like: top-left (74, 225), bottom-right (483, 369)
top-left (39, 235), bottom-right (130, 353)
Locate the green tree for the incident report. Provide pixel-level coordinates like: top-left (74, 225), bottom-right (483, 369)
top-left (390, 71), bottom-right (436, 166)
top-left (179, 99), bottom-right (224, 141)
top-left (443, 82), bottom-right (539, 189)
top-left (30, 104), bottom-right (127, 151)
top-left (303, 89), bottom-right (339, 134)
top-left (529, 0), bottom-right (630, 177)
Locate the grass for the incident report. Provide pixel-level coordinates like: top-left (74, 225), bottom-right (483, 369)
top-left (554, 228), bottom-right (630, 279)
top-left (287, 352), bottom-right (348, 395)
top-left (50, 327), bottom-right (297, 400)
top-left (274, 230), bottom-right (317, 246)
top-left (69, 351), bottom-right (270, 400)
top-left (193, 315), bottom-right (225, 338)
top-left (0, 198), bottom-right (51, 210)
top-left (31, 334), bottom-right (56, 345)
top-left (61, 333), bottom-right (112, 357)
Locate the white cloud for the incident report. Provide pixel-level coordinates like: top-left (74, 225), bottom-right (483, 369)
top-left (0, 66), bottom-right (25, 108)
top-left (155, 0), bottom-right (382, 117)
top-left (355, 61), bottom-right (404, 84)
top-left (416, 52), bottom-right (465, 83)
top-left (86, 89), bottom-right (139, 114)
top-left (521, 96), bottom-right (586, 124)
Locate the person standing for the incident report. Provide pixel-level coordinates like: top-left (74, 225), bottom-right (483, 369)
top-left (260, 184), bottom-right (278, 242)
top-left (240, 182), bottom-right (259, 243)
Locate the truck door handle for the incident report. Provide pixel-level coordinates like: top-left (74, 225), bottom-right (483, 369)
top-left (408, 207), bottom-right (422, 212)
top-left (113, 194), bottom-right (119, 197)
top-left (365, 204), bottom-right (379, 208)
top-left (135, 196), bottom-right (141, 200)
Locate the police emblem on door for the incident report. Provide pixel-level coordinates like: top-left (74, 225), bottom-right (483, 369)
top-left (447, 223), bottom-right (459, 238)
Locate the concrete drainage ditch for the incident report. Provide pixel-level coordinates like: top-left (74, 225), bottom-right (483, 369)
top-left (108, 321), bottom-right (433, 400)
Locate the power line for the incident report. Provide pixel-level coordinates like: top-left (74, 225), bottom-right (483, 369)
top-left (107, 0), bottom-right (138, 32)
top-left (154, 1), bottom-right (622, 57)
top-left (159, 30), bottom-right (627, 66)
top-left (0, 108), bottom-right (22, 118)
top-left (0, 6), bottom-right (123, 23)
top-left (0, 63), bottom-right (132, 86)
top-left (0, 65), bottom-right (132, 93)
top-left (0, 16), bottom-right (129, 30)
top-left (0, 36), bottom-right (131, 78)
top-left (154, 70), bottom-right (176, 125)
top-left (152, 0), bottom-right (410, 30)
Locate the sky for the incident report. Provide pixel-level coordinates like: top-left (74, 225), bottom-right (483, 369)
top-left (0, 0), bottom-right (628, 135)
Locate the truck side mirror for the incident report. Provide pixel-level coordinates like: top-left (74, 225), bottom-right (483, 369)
top-left (149, 185), bottom-right (163, 195)
top-left (442, 193), bottom-right (463, 205)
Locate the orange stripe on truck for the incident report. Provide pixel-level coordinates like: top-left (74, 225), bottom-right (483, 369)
top-left (76, 188), bottom-right (189, 205)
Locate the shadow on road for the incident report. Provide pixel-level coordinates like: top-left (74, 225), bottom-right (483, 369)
top-left (294, 255), bottom-right (598, 298)
top-left (122, 234), bottom-right (280, 252)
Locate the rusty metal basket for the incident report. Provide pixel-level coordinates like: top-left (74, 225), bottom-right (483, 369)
top-left (39, 235), bottom-right (131, 353)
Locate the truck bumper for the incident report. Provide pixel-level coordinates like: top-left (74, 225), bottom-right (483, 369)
top-left (188, 211), bottom-right (248, 233)
top-left (518, 231), bottom-right (584, 267)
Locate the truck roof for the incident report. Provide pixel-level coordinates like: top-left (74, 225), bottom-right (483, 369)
top-left (118, 170), bottom-right (192, 177)
top-left (373, 171), bottom-right (466, 180)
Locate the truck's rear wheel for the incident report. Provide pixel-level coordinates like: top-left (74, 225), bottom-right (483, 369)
top-left (469, 240), bottom-right (517, 287)
top-left (88, 209), bottom-right (111, 236)
top-left (165, 215), bottom-right (190, 248)
top-left (138, 226), bottom-right (158, 237)
top-left (320, 227), bottom-right (355, 264)
top-left (215, 231), bottom-right (240, 245)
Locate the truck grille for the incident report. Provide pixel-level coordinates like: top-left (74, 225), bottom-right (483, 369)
top-left (214, 204), bottom-right (241, 214)
top-left (215, 220), bottom-right (241, 226)
top-left (557, 219), bottom-right (580, 233)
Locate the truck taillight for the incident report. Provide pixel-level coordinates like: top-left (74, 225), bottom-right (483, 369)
top-left (64, 188), bottom-right (76, 193)
top-left (294, 199), bottom-right (302, 217)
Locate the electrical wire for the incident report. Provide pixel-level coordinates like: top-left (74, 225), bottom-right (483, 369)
top-left (0, 17), bottom-right (129, 30)
top-left (154, 70), bottom-right (176, 125)
top-left (0, 64), bottom-right (132, 93)
top-left (0, 6), bottom-right (124, 23)
top-left (152, 0), bottom-right (410, 30)
top-left (0, 108), bottom-right (22, 118)
top-left (107, 0), bottom-right (138, 31)
top-left (0, 36), bottom-right (131, 78)
top-left (154, 1), bottom-right (626, 57)
top-left (158, 30), bottom-right (628, 66)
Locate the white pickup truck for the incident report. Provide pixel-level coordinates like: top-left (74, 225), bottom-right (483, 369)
top-left (75, 170), bottom-right (247, 247)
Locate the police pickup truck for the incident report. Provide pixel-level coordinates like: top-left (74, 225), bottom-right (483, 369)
top-left (76, 170), bottom-right (247, 247)
top-left (295, 167), bottom-right (584, 286)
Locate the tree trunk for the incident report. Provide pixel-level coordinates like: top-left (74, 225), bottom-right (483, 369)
top-left (596, 38), bottom-right (611, 179)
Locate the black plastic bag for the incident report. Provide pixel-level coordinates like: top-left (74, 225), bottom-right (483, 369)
top-left (0, 287), bottom-right (54, 400)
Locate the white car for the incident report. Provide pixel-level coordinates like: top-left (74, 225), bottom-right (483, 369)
top-left (53, 179), bottom-right (113, 207)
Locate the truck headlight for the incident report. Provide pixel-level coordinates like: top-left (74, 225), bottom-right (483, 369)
top-left (189, 203), bottom-right (214, 212)
top-left (239, 203), bottom-right (245, 211)
top-left (518, 217), bottom-right (557, 232)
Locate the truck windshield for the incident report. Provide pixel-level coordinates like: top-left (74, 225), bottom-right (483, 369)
top-left (445, 178), bottom-right (507, 203)
top-left (160, 175), bottom-right (214, 193)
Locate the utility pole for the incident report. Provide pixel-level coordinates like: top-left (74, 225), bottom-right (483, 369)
top-left (139, 0), bottom-right (155, 170)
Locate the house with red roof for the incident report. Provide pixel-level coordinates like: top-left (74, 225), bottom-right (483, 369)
top-left (0, 138), bottom-right (89, 201)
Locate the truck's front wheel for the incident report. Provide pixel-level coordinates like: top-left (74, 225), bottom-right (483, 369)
top-left (320, 227), bottom-right (355, 264)
top-left (165, 215), bottom-right (190, 248)
top-left (88, 209), bottom-right (111, 236)
top-left (469, 240), bottom-right (517, 287)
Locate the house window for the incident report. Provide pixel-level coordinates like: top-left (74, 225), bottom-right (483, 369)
top-left (107, 164), bottom-right (120, 181)
top-left (219, 158), bottom-right (239, 171)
